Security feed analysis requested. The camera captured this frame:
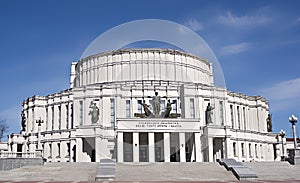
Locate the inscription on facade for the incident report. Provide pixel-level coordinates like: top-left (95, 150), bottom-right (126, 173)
top-left (135, 121), bottom-right (182, 128)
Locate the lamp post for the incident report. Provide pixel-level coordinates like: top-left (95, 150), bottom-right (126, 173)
top-left (289, 115), bottom-right (298, 149)
top-left (279, 129), bottom-right (286, 161)
top-left (36, 118), bottom-right (44, 150)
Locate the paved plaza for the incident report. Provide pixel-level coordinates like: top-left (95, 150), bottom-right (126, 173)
top-left (0, 162), bottom-right (300, 182)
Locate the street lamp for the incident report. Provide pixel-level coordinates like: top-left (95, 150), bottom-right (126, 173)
top-left (35, 118), bottom-right (44, 151)
top-left (289, 115), bottom-right (298, 149)
top-left (279, 130), bottom-right (286, 161)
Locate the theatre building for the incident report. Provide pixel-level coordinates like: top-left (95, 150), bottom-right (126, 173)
top-left (7, 48), bottom-right (280, 163)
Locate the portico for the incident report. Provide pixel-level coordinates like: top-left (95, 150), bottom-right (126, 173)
top-left (116, 118), bottom-right (202, 162)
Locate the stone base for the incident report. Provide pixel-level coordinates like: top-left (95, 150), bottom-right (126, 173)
top-left (287, 149), bottom-right (300, 165)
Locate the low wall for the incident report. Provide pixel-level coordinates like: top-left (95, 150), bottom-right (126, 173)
top-left (0, 158), bottom-right (44, 170)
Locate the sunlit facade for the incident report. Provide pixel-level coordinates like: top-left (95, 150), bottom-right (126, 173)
top-left (7, 48), bottom-right (279, 162)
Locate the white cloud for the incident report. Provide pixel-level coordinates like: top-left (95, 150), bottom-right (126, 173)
top-left (218, 11), bottom-right (271, 27)
top-left (220, 42), bottom-right (251, 55)
top-left (259, 78), bottom-right (300, 111)
top-left (185, 18), bottom-right (203, 32)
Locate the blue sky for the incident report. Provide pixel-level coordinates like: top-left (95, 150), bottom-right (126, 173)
top-left (0, 0), bottom-right (300, 137)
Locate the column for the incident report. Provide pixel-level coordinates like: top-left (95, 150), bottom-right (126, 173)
top-left (179, 133), bottom-right (186, 162)
top-left (117, 132), bottom-right (124, 162)
top-left (208, 137), bottom-right (214, 162)
top-left (133, 132), bottom-right (139, 162)
top-left (148, 132), bottom-right (155, 162)
top-left (164, 133), bottom-right (170, 162)
top-left (76, 138), bottom-right (83, 162)
top-left (69, 140), bottom-right (74, 162)
top-left (95, 136), bottom-right (101, 162)
top-left (195, 133), bottom-right (202, 162)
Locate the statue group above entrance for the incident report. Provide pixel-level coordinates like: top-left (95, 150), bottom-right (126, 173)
top-left (134, 92), bottom-right (180, 118)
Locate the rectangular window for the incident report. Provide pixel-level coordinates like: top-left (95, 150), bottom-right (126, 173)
top-left (126, 100), bottom-right (131, 118)
top-left (160, 99), bottom-right (165, 111)
top-left (190, 98), bottom-right (195, 118)
top-left (241, 143), bottom-right (245, 157)
top-left (249, 143), bottom-right (252, 157)
top-left (137, 100), bottom-right (142, 114)
top-left (79, 101), bottom-right (83, 126)
top-left (70, 104), bottom-right (73, 129)
top-left (230, 105), bottom-right (234, 128)
top-left (219, 101), bottom-right (224, 125)
top-left (49, 144), bottom-right (52, 158)
top-left (110, 98), bottom-right (115, 127)
top-left (66, 104), bottom-right (69, 129)
top-left (46, 108), bottom-right (48, 131)
top-left (32, 108), bottom-right (34, 132)
top-left (58, 105), bottom-right (61, 130)
top-left (255, 144), bottom-right (258, 158)
top-left (51, 106), bottom-right (54, 130)
top-left (243, 107), bottom-right (246, 130)
top-left (237, 106), bottom-right (241, 129)
top-left (233, 142), bottom-right (237, 156)
top-left (172, 100), bottom-right (177, 113)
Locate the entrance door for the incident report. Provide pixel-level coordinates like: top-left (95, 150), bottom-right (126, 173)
top-left (139, 145), bottom-right (148, 162)
top-left (123, 132), bottom-right (133, 162)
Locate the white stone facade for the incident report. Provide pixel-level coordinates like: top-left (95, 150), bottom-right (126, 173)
top-left (7, 48), bottom-right (279, 162)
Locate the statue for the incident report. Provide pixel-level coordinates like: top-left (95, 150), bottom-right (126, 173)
top-left (142, 100), bottom-right (153, 117)
top-left (89, 102), bottom-right (99, 124)
top-left (162, 99), bottom-right (175, 118)
top-left (205, 103), bottom-right (215, 124)
top-left (151, 92), bottom-right (161, 117)
top-left (21, 112), bottom-right (26, 131)
top-left (266, 114), bottom-right (272, 132)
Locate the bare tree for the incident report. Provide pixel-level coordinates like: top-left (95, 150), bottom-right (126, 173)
top-left (0, 119), bottom-right (9, 142)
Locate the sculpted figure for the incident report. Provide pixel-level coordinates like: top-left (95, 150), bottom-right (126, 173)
top-left (151, 92), bottom-right (161, 117)
top-left (266, 114), bottom-right (272, 132)
top-left (142, 100), bottom-right (152, 117)
top-left (21, 112), bottom-right (26, 131)
top-left (89, 102), bottom-right (99, 124)
top-left (205, 103), bottom-right (215, 124)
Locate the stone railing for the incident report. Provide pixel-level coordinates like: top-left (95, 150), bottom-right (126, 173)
top-left (0, 152), bottom-right (36, 158)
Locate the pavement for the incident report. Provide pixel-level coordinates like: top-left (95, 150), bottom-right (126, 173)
top-left (0, 161), bottom-right (300, 182)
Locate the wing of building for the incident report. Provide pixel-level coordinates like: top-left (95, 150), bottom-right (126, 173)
top-left (7, 48), bottom-right (280, 162)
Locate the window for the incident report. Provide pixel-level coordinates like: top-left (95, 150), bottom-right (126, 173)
top-left (230, 105), bottom-right (234, 128)
top-left (49, 144), bottom-right (52, 158)
top-left (58, 105), bottom-right (61, 130)
top-left (70, 104), bottom-right (73, 129)
top-left (172, 100), bottom-right (177, 113)
top-left (46, 108), bottom-right (48, 131)
top-left (32, 108), bottom-right (34, 132)
top-left (126, 100), bottom-right (131, 118)
top-left (233, 142), bottom-right (237, 156)
top-left (66, 104), bottom-right (69, 129)
top-left (237, 106), bottom-right (241, 129)
top-left (255, 144), bottom-right (258, 158)
top-left (57, 143), bottom-right (60, 158)
top-left (110, 98), bottom-right (115, 127)
top-left (219, 101), bottom-right (224, 125)
top-left (52, 106), bottom-right (54, 130)
top-left (137, 100), bottom-right (142, 114)
top-left (79, 101), bottom-right (83, 126)
top-left (190, 98), bottom-right (195, 118)
top-left (241, 143), bottom-right (245, 157)
top-left (243, 107), bottom-right (246, 130)
top-left (160, 99), bottom-right (165, 111)
top-left (249, 143), bottom-right (252, 157)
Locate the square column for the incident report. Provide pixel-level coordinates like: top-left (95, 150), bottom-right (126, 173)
top-left (195, 133), bottom-right (202, 162)
top-left (117, 132), bottom-right (124, 162)
top-left (164, 133), bottom-right (170, 162)
top-left (133, 132), bottom-right (139, 162)
top-left (208, 137), bottom-right (214, 162)
top-left (95, 136), bottom-right (101, 162)
top-left (179, 132), bottom-right (186, 162)
top-left (148, 132), bottom-right (155, 162)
